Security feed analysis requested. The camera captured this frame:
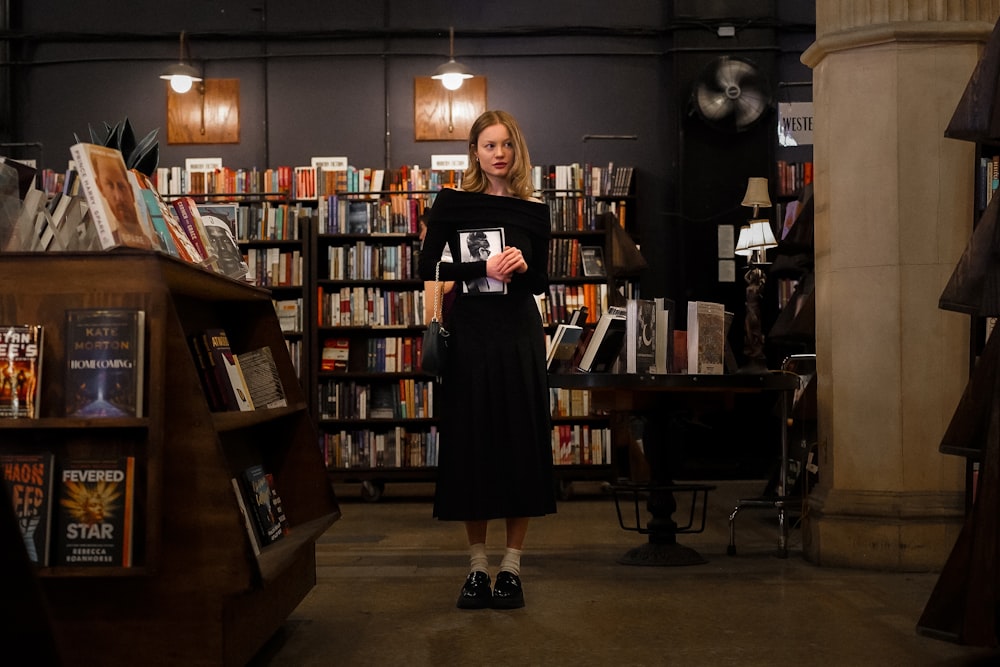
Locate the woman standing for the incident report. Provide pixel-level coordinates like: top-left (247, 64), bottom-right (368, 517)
top-left (418, 110), bottom-right (554, 610)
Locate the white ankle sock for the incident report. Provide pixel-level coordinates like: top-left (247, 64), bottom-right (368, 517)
top-left (499, 547), bottom-right (522, 576)
top-left (469, 542), bottom-right (488, 574)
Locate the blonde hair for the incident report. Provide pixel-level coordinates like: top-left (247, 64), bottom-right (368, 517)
top-left (462, 110), bottom-right (534, 200)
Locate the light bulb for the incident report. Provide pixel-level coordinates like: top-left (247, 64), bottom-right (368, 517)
top-left (439, 73), bottom-right (464, 91)
top-left (170, 76), bottom-right (194, 94)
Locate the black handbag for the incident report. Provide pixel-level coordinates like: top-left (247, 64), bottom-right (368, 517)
top-left (421, 261), bottom-right (450, 377)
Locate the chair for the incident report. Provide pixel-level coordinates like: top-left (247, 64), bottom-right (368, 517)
top-left (727, 353), bottom-right (817, 557)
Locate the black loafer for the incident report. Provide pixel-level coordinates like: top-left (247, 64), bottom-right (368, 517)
top-left (492, 571), bottom-right (525, 609)
top-left (456, 571), bottom-right (492, 609)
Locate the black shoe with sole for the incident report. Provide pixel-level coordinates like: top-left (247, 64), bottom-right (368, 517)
top-left (456, 571), bottom-right (492, 609)
top-left (492, 571), bottom-right (525, 609)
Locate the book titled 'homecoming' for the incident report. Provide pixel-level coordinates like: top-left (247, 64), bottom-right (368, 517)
top-left (54, 456), bottom-right (136, 567)
top-left (65, 309), bottom-right (145, 418)
top-left (0, 324), bottom-right (44, 418)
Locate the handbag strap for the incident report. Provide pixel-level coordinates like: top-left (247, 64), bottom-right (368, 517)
top-left (432, 260), bottom-right (444, 323)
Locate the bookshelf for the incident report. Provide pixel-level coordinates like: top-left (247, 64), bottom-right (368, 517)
top-left (0, 251), bottom-right (340, 667)
top-left (315, 188), bottom-right (439, 500)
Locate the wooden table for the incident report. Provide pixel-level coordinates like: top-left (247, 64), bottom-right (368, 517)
top-left (549, 371), bottom-right (799, 565)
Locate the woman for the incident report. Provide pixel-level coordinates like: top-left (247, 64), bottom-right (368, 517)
top-left (418, 110), bottom-right (554, 610)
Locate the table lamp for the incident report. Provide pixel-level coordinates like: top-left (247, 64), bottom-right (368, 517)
top-left (735, 178), bottom-right (777, 373)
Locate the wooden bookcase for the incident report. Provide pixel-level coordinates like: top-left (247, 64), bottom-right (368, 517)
top-left (0, 250), bottom-right (340, 667)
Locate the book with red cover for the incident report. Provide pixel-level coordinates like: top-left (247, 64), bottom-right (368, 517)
top-left (0, 324), bottom-right (43, 418)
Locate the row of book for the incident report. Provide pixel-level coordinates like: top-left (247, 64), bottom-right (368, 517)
top-left (235, 201), bottom-right (311, 241)
top-left (318, 379), bottom-right (434, 420)
top-left (775, 159), bottom-right (813, 198)
top-left (1, 452), bottom-right (135, 567)
top-left (318, 286), bottom-right (426, 328)
top-left (540, 282), bottom-right (609, 327)
top-left (0, 310), bottom-right (144, 420)
top-left (321, 427), bottom-right (440, 469)
top-left (549, 388), bottom-right (597, 418)
top-left (248, 247), bottom-right (303, 288)
top-left (321, 196), bottom-right (425, 236)
top-left (552, 424), bottom-right (612, 466)
top-left (533, 162), bottom-right (635, 199)
top-left (188, 328), bottom-right (288, 412)
top-left (545, 297), bottom-right (734, 377)
top-left (325, 240), bottom-right (420, 281)
top-left (320, 335), bottom-right (424, 374)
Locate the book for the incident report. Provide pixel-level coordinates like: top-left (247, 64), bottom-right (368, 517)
top-left (171, 197), bottom-right (220, 272)
top-left (264, 472), bottom-right (291, 536)
top-left (625, 298), bottom-right (657, 374)
top-left (235, 346), bottom-right (288, 409)
top-left (231, 477), bottom-right (261, 556)
top-left (580, 246), bottom-right (606, 277)
top-left (652, 297), bottom-right (675, 374)
top-left (69, 142), bottom-right (155, 250)
top-left (65, 309), bottom-right (145, 417)
top-left (321, 338), bottom-right (350, 372)
top-left (53, 456), bottom-right (136, 567)
top-left (196, 204), bottom-right (251, 281)
top-left (202, 328), bottom-right (254, 411)
top-left (239, 464), bottom-right (284, 547)
top-left (458, 227), bottom-right (507, 294)
top-left (547, 323), bottom-right (584, 373)
top-left (127, 169), bottom-right (179, 257)
top-left (133, 174), bottom-right (204, 263)
top-left (686, 300), bottom-right (725, 375)
top-left (188, 333), bottom-right (224, 411)
top-left (0, 324), bottom-right (44, 418)
top-left (1, 451), bottom-right (55, 565)
top-left (577, 305), bottom-right (627, 373)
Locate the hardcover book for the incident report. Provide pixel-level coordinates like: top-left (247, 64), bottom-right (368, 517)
top-left (0, 324), bottom-right (44, 418)
top-left (625, 298), bottom-right (657, 375)
top-left (196, 204), bottom-right (251, 281)
top-left (686, 300), bottom-right (725, 375)
top-left (203, 328), bottom-right (254, 411)
top-left (65, 309), bottom-right (145, 417)
top-left (236, 346), bottom-right (288, 409)
top-left (1, 451), bottom-right (55, 565)
top-left (577, 306), bottom-right (627, 373)
top-left (54, 456), bottom-right (136, 567)
top-left (171, 197), bottom-right (220, 272)
top-left (546, 323), bottom-right (584, 373)
top-left (69, 143), bottom-right (155, 251)
top-left (321, 338), bottom-right (350, 372)
top-left (240, 464), bottom-right (284, 547)
top-left (458, 227), bottom-right (507, 294)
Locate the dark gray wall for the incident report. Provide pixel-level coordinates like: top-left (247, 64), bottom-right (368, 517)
top-left (4, 0), bottom-right (813, 334)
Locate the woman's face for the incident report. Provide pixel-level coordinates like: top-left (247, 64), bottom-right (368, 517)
top-left (474, 123), bottom-right (514, 181)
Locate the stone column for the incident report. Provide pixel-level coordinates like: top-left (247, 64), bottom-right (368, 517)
top-left (800, 1), bottom-right (999, 570)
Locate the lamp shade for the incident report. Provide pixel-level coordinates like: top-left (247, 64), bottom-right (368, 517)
top-left (744, 219), bottom-right (777, 250)
top-left (734, 225), bottom-right (754, 256)
top-left (431, 59), bottom-right (474, 91)
top-left (160, 62), bottom-right (202, 93)
top-left (741, 177), bottom-right (772, 210)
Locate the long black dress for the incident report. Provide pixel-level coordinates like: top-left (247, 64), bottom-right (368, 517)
top-left (419, 188), bottom-right (556, 521)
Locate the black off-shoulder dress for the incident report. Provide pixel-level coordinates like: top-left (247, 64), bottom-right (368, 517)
top-left (419, 188), bottom-right (556, 521)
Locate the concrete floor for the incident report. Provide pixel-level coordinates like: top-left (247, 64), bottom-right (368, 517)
top-left (248, 480), bottom-right (999, 667)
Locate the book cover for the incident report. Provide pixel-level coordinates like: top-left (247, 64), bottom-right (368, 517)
top-left (625, 298), bottom-right (657, 375)
top-left (686, 300), bottom-right (725, 375)
top-left (127, 169), bottom-right (179, 257)
top-left (197, 204), bottom-right (251, 280)
top-left (1, 451), bottom-right (55, 565)
top-left (188, 333), bottom-right (224, 411)
top-left (264, 472), bottom-right (291, 536)
top-left (240, 464), bottom-right (284, 547)
top-left (171, 197), bottom-right (220, 272)
top-left (236, 346), bottom-right (288, 409)
top-left (577, 306), bottom-right (627, 373)
top-left (65, 309), bottom-right (145, 418)
top-left (69, 143), bottom-right (155, 250)
top-left (458, 227), bottom-right (507, 294)
top-left (203, 328), bottom-right (254, 411)
top-left (0, 324), bottom-right (44, 418)
top-left (54, 456), bottom-right (136, 567)
top-left (652, 297), bottom-right (675, 374)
